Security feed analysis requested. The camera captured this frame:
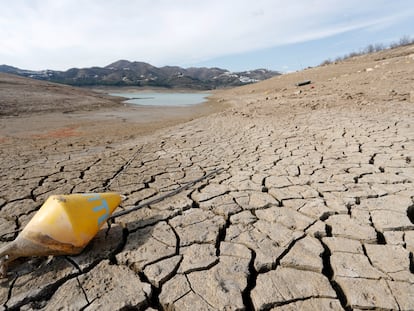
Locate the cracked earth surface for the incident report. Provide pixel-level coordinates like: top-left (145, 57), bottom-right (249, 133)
top-left (1, 45), bottom-right (414, 310)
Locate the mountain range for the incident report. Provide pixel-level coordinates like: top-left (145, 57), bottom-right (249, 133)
top-left (0, 61), bottom-right (280, 90)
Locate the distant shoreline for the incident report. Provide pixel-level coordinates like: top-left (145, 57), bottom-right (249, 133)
top-left (89, 85), bottom-right (220, 94)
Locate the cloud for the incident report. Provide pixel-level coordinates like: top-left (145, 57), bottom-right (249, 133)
top-left (0, 0), bottom-right (412, 70)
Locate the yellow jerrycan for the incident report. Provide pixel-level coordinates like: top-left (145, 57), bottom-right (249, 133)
top-left (0, 192), bottom-right (121, 276)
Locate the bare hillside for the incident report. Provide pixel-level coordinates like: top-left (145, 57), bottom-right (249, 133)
top-left (0, 73), bottom-right (121, 116)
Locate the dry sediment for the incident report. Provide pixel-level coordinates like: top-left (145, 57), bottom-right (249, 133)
top-left (1, 45), bottom-right (414, 310)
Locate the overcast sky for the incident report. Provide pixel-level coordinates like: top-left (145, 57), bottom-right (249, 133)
top-left (1, 0), bottom-right (413, 72)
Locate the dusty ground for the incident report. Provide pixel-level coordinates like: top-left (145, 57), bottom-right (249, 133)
top-left (1, 45), bottom-right (414, 310)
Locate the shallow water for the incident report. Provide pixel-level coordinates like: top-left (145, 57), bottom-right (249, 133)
top-left (110, 91), bottom-right (210, 107)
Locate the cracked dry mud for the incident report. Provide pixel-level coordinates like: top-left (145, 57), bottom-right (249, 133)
top-left (1, 45), bottom-right (414, 310)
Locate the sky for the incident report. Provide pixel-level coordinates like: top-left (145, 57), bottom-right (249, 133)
top-left (0, 0), bottom-right (413, 72)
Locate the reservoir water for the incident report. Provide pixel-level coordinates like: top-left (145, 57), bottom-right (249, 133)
top-left (110, 91), bottom-right (210, 107)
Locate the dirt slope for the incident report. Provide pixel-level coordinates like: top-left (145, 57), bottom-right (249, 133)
top-left (0, 73), bottom-right (123, 116)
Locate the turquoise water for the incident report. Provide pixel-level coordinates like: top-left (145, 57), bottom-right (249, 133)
top-left (110, 92), bottom-right (210, 107)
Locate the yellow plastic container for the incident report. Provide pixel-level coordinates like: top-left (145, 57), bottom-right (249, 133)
top-left (0, 192), bottom-right (121, 276)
